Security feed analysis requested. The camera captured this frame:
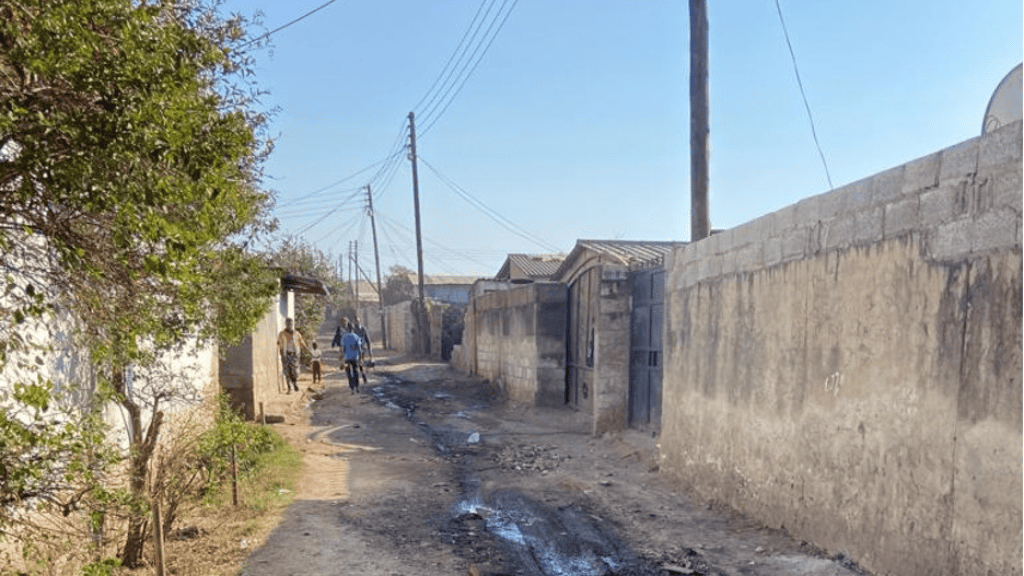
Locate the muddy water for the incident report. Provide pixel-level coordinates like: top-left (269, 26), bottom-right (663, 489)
top-left (366, 375), bottom-right (664, 576)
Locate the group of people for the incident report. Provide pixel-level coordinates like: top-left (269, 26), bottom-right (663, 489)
top-left (276, 317), bottom-right (373, 394)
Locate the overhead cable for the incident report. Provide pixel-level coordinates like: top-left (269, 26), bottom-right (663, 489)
top-left (773, 0), bottom-right (834, 190)
top-left (419, 156), bottom-right (562, 253)
top-left (420, 0), bottom-right (519, 136)
top-left (241, 0), bottom-right (342, 48)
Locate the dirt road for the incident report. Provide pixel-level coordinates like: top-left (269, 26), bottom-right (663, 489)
top-left (241, 347), bottom-right (866, 576)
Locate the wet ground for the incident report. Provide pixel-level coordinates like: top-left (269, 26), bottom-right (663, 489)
top-left (244, 351), bottom-right (869, 576)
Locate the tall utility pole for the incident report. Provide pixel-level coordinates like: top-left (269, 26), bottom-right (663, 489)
top-left (365, 184), bottom-right (387, 349)
top-left (407, 112), bottom-right (427, 354)
top-left (353, 240), bottom-right (359, 312)
top-left (690, 0), bottom-right (710, 242)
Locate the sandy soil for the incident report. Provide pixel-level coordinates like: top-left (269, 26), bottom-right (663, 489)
top-left (238, 335), bottom-right (866, 576)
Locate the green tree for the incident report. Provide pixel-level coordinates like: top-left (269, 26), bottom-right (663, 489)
top-left (0, 0), bottom-right (279, 566)
top-left (382, 265), bottom-right (417, 306)
top-left (268, 235), bottom-right (342, 343)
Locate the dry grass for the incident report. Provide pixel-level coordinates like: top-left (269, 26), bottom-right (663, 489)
top-left (106, 430), bottom-right (303, 576)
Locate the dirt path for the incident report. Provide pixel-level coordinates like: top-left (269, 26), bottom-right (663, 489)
top-left (240, 340), bottom-right (867, 576)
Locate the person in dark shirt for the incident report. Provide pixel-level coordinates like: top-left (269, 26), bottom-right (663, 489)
top-left (340, 323), bottom-right (364, 393)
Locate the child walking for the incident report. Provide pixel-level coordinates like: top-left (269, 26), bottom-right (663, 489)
top-left (310, 342), bottom-right (323, 384)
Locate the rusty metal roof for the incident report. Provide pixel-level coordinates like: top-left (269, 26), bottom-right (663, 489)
top-left (553, 239), bottom-right (686, 281)
top-left (495, 253), bottom-right (566, 280)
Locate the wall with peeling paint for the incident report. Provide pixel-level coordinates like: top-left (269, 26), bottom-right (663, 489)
top-left (660, 121), bottom-right (1022, 576)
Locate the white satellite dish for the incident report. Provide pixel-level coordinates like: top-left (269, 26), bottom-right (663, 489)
top-left (982, 63), bottom-right (1022, 135)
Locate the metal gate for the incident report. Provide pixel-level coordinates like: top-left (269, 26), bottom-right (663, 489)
top-left (629, 268), bottom-right (664, 430)
top-left (566, 267), bottom-right (598, 408)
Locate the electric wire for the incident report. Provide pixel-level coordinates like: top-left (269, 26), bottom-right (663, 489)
top-left (773, 0), bottom-right (834, 190)
top-left (421, 0), bottom-right (519, 136)
top-left (293, 187), bottom-right (364, 235)
top-left (419, 156), bottom-right (562, 253)
top-left (411, 0), bottom-right (491, 114)
top-left (241, 0), bottom-right (342, 48)
top-left (377, 211), bottom-right (495, 272)
top-left (415, 0), bottom-right (501, 127)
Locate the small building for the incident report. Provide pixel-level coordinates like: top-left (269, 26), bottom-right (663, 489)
top-left (495, 253), bottom-right (566, 282)
top-left (455, 240), bottom-right (684, 435)
top-left (219, 273), bottom-right (328, 420)
top-left (552, 240), bottom-right (684, 434)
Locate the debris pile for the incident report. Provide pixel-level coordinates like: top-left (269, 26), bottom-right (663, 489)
top-left (490, 443), bottom-right (569, 473)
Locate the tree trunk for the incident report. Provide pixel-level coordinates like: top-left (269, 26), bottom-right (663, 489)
top-left (113, 368), bottom-right (165, 568)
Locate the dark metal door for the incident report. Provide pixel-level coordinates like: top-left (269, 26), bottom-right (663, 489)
top-left (566, 267), bottom-right (597, 408)
top-left (629, 269), bottom-right (664, 430)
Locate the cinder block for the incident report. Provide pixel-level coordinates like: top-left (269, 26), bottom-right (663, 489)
top-left (794, 194), bottom-right (824, 225)
top-left (807, 220), bottom-right (830, 254)
top-left (979, 120), bottom-right (1023, 170)
top-left (920, 183), bottom-right (959, 229)
top-left (691, 234), bottom-right (709, 262)
top-left (705, 229), bottom-right (723, 256)
top-left (764, 236), bottom-right (782, 267)
top-left (732, 242), bottom-right (764, 273)
top-left (832, 177), bottom-right (874, 214)
top-left (939, 137), bottom-right (980, 183)
top-left (742, 211), bottom-right (776, 243)
top-left (816, 189), bottom-right (845, 221)
top-left (981, 164), bottom-right (1023, 214)
top-left (780, 227), bottom-right (808, 262)
top-left (773, 204), bottom-right (798, 235)
top-left (731, 220), bottom-right (757, 248)
top-left (928, 219), bottom-right (973, 261)
top-left (697, 253), bottom-right (722, 280)
top-left (884, 196), bottom-right (921, 239)
top-left (853, 206), bottom-right (884, 244)
top-left (871, 165), bottom-right (907, 205)
top-left (902, 151), bottom-right (942, 194)
top-left (679, 259), bottom-right (698, 288)
top-left (973, 209), bottom-right (1019, 253)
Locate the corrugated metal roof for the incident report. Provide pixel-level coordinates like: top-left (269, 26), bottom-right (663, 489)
top-left (553, 239), bottom-right (686, 280)
top-left (496, 253), bottom-right (566, 280)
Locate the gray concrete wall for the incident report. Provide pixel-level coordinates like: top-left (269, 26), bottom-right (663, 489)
top-left (219, 296), bottom-right (282, 421)
top-left (592, 267), bottom-right (631, 434)
top-left (467, 283), bottom-right (567, 407)
top-left (660, 122), bottom-right (1022, 576)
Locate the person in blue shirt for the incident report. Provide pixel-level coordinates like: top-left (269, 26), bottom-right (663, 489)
top-left (340, 323), bottom-right (365, 393)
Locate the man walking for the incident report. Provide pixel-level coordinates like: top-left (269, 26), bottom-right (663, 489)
top-left (277, 318), bottom-right (309, 394)
top-left (341, 322), bottom-right (365, 394)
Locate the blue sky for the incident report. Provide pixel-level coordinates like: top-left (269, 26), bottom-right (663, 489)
top-left (221, 0), bottom-right (1022, 279)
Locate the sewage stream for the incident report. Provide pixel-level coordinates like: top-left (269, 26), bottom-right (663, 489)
top-left (365, 374), bottom-right (668, 576)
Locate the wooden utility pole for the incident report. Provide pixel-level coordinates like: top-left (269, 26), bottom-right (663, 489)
top-left (353, 240), bottom-right (359, 309)
top-left (690, 0), bottom-right (710, 242)
top-left (366, 184), bottom-right (388, 349)
top-left (407, 112), bottom-right (427, 354)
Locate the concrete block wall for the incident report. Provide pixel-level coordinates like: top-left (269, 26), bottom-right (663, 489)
top-left (220, 296), bottom-right (281, 421)
top-left (661, 122), bottom-right (1022, 576)
top-left (592, 268), bottom-right (631, 434)
top-left (464, 283), bottom-right (567, 407)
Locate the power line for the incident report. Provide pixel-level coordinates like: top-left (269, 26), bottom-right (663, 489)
top-left (411, 0), bottom-right (491, 114)
top-left (421, 0), bottom-right (519, 136)
top-left (419, 156), bottom-right (562, 253)
top-left (773, 0), bottom-right (834, 190)
top-left (241, 0), bottom-right (342, 48)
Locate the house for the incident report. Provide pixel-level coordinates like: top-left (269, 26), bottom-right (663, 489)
top-left (455, 240), bottom-right (684, 435)
top-left (494, 253), bottom-right (566, 282)
top-left (551, 240), bottom-right (685, 433)
top-left (219, 273), bottom-right (328, 420)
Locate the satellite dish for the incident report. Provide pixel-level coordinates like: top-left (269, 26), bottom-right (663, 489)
top-left (982, 63), bottom-right (1022, 135)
